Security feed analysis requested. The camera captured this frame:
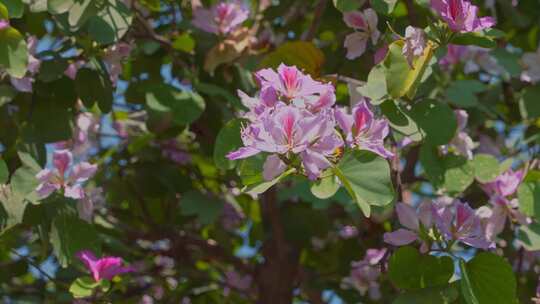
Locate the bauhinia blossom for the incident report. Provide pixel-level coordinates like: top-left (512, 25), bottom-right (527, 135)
top-left (35, 150), bottom-right (97, 199)
top-left (384, 201), bottom-right (433, 252)
top-left (433, 199), bottom-right (494, 249)
top-left (431, 0), bottom-right (495, 33)
top-left (341, 248), bottom-right (386, 300)
top-left (103, 42), bottom-right (132, 85)
top-left (343, 9), bottom-right (380, 60)
top-left (0, 19), bottom-right (9, 30)
top-left (77, 250), bottom-right (134, 282)
top-left (192, 1), bottom-right (249, 35)
top-left (402, 26), bottom-right (427, 66)
top-left (334, 99), bottom-right (393, 159)
top-left (228, 104), bottom-right (342, 180)
top-left (478, 169), bottom-right (528, 240)
top-left (521, 45), bottom-right (540, 84)
top-left (443, 109), bottom-right (474, 159)
top-left (439, 44), bottom-right (468, 69)
top-left (255, 64), bottom-right (333, 109)
top-left (227, 64), bottom-right (344, 181)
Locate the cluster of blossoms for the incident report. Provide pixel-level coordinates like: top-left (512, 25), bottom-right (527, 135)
top-left (36, 150), bottom-right (97, 200)
top-left (227, 64), bottom-right (392, 180)
top-left (479, 168), bottom-right (528, 241)
top-left (192, 0), bottom-right (249, 36)
top-left (431, 0), bottom-right (495, 33)
top-left (341, 248), bottom-right (387, 301)
top-left (384, 197), bottom-right (494, 252)
top-left (77, 250), bottom-right (133, 282)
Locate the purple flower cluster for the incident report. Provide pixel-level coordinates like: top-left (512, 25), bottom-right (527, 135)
top-left (227, 64), bottom-right (392, 181)
top-left (342, 248), bottom-right (386, 300)
top-left (192, 1), bottom-right (249, 35)
top-left (77, 250), bottom-right (133, 282)
top-left (479, 169), bottom-right (528, 241)
top-left (431, 0), bottom-right (495, 33)
top-left (385, 198), bottom-right (494, 251)
top-left (35, 150), bottom-right (97, 200)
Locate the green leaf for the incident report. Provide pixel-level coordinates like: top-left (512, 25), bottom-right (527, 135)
top-left (213, 119), bottom-right (244, 170)
top-left (10, 166), bottom-right (39, 199)
top-left (388, 246), bottom-right (454, 290)
top-left (419, 145), bottom-right (445, 186)
top-left (517, 223), bottom-right (540, 251)
top-left (0, 84), bottom-right (16, 107)
top-left (393, 285), bottom-right (459, 304)
top-left (519, 84), bottom-right (540, 119)
top-left (332, 0), bottom-right (362, 12)
top-left (17, 151), bottom-right (43, 172)
top-left (21, 78), bottom-right (76, 143)
top-left (0, 0), bottom-right (23, 18)
top-left (48, 0), bottom-right (74, 14)
top-left (459, 253), bottom-right (516, 304)
top-left (75, 67), bottom-right (114, 112)
top-left (446, 80), bottom-right (486, 108)
top-left (145, 84), bottom-right (206, 126)
top-left (441, 155), bottom-right (474, 195)
top-left (518, 181), bottom-right (540, 218)
top-left (237, 154), bottom-right (266, 186)
top-left (380, 100), bottom-right (423, 141)
top-left (384, 41), bottom-right (435, 100)
top-left (408, 99), bottom-right (457, 145)
top-left (69, 276), bottom-right (99, 299)
top-left (310, 173), bottom-right (340, 199)
top-left (371, 0), bottom-right (397, 14)
top-left (86, 0), bottom-right (132, 45)
top-left (244, 168), bottom-right (295, 196)
top-left (357, 65), bottom-right (387, 104)
top-left (0, 158), bottom-right (8, 184)
top-left (50, 213), bottom-right (101, 267)
top-left (0, 27), bottom-right (28, 78)
top-left (67, 0), bottom-right (97, 30)
top-left (452, 32), bottom-right (496, 48)
top-left (172, 32), bottom-right (196, 53)
top-left (472, 154), bottom-right (500, 183)
top-left (180, 190), bottom-right (224, 225)
top-left (335, 150), bottom-right (395, 217)
top-left (491, 49), bottom-right (521, 78)
top-left (38, 58), bottom-right (69, 82)
top-left (259, 41), bottom-right (324, 77)
top-left (0, 185), bottom-right (27, 234)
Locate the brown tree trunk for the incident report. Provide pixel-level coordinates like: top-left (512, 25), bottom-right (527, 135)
top-left (256, 187), bottom-right (300, 304)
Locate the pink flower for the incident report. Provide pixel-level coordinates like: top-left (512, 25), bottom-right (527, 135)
top-left (431, 0), bottom-right (495, 33)
top-left (103, 43), bottom-right (132, 85)
top-left (77, 250), bottom-right (133, 282)
top-left (482, 169), bottom-right (524, 197)
top-left (64, 60), bottom-right (85, 80)
top-left (439, 44), bottom-right (468, 69)
top-left (521, 45), bottom-right (540, 84)
top-left (224, 270), bottom-right (252, 291)
top-left (343, 9), bottom-right (380, 59)
top-left (433, 200), bottom-right (494, 249)
top-left (342, 248), bottom-right (386, 300)
top-left (402, 26), bottom-right (427, 66)
top-left (0, 19), bottom-right (9, 30)
top-left (339, 225), bottom-right (359, 239)
top-left (373, 44), bottom-right (389, 65)
top-left (384, 201), bottom-right (433, 252)
top-left (77, 187), bottom-right (104, 222)
top-left (479, 197), bottom-right (529, 241)
top-left (334, 99), bottom-right (393, 159)
top-left (255, 64), bottom-right (333, 108)
top-left (442, 110), bottom-right (474, 159)
top-left (35, 150), bottom-right (97, 200)
top-left (228, 104), bottom-right (342, 180)
top-left (192, 1), bottom-right (249, 35)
